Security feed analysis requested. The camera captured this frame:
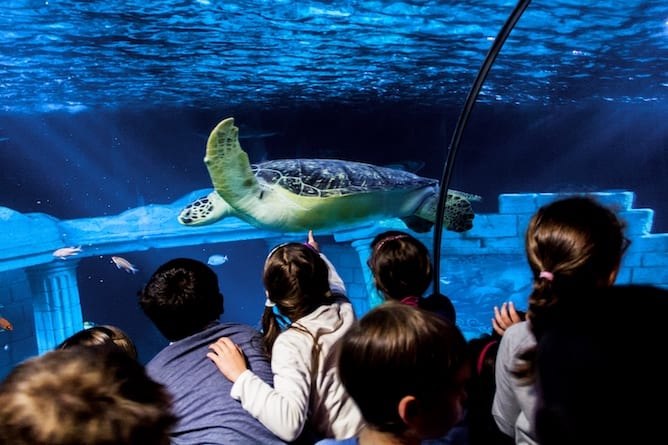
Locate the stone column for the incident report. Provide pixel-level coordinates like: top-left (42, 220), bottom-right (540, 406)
top-left (350, 237), bottom-right (382, 315)
top-left (26, 261), bottom-right (84, 354)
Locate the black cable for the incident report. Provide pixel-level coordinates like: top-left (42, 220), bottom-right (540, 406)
top-left (432, 0), bottom-right (533, 295)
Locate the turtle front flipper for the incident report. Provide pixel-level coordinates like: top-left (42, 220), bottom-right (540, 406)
top-left (414, 189), bottom-right (482, 233)
top-left (178, 191), bottom-right (234, 226)
top-left (204, 117), bottom-right (262, 214)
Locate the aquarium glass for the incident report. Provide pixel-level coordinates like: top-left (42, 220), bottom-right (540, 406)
top-left (1, 0), bottom-right (667, 376)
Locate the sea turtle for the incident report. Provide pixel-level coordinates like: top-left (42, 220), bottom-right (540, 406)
top-left (178, 117), bottom-right (481, 233)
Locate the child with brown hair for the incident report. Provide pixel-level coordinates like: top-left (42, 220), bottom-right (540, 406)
top-left (368, 229), bottom-right (456, 323)
top-left (492, 195), bottom-right (629, 445)
top-left (316, 302), bottom-right (469, 445)
top-left (207, 231), bottom-right (364, 443)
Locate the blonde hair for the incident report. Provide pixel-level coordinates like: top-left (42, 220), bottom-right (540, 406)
top-left (0, 346), bottom-right (176, 445)
top-left (57, 325), bottom-right (138, 360)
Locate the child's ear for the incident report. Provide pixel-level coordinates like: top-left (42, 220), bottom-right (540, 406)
top-left (397, 395), bottom-right (420, 427)
top-left (607, 266), bottom-right (620, 285)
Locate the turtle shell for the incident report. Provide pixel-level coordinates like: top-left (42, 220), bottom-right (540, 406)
top-left (253, 159), bottom-right (436, 198)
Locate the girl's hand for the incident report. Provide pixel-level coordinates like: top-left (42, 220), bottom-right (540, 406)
top-left (492, 302), bottom-right (522, 336)
top-left (207, 337), bottom-right (248, 382)
top-left (306, 230), bottom-right (319, 253)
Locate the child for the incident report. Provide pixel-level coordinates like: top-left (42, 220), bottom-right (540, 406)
top-left (368, 230), bottom-right (456, 323)
top-left (316, 303), bottom-right (469, 445)
top-left (492, 195), bottom-right (628, 445)
top-left (0, 346), bottom-right (177, 445)
top-left (56, 324), bottom-right (138, 359)
top-left (139, 257), bottom-right (286, 444)
top-left (207, 231), bottom-right (364, 443)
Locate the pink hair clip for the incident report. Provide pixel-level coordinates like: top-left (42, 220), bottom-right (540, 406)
top-left (539, 271), bottom-right (554, 281)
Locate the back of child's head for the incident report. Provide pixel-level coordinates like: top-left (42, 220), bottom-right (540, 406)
top-left (338, 303), bottom-right (468, 438)
top-left (57, 325), bottom-right (138, 360)
top-left (0, 346), bottom-right (177, 445)
top-left (420, 292), bottom-right (457, 324)
top-left (535, 284), bottom-right (668, 445)
top-left (524, 195), bottom-right (627, 341)
top-left (139, 258), bottom-right (224, 342)
top-left (368, 230), bottom-right (433, 301)
top-left (261, 242), bottom-right (332, 355)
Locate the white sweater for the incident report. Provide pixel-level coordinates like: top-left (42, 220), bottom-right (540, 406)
top-left (230, 254), bottom-right (365, 442)
top-left (492, 321), bottom-right (539, 445)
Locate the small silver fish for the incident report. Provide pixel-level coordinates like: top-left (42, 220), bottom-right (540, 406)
top-left (52, 246), bottom-right (83, 260)
top-left (207, 254), bottom-right (229, 266)
top-left (111, 256), bottom-right (139, 274)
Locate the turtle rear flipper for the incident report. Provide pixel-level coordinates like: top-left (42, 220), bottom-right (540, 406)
top-left (414, 189), bottom-right (481, 233)
top-left (178, 191), bottom-right (233, 226)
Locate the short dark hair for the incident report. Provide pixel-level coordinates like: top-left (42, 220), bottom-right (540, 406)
top-left (338, 303), bottom-right (467, 434)
top-left (139, 258), bottom-right (224, 341)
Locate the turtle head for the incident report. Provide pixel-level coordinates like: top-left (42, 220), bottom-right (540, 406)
top-left (178, 191), bottom-right (233, 226)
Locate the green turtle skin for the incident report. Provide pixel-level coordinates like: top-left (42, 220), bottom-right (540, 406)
top-left (178, 117), bottom-right (481, 233)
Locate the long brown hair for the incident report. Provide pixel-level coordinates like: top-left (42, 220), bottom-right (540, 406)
top-left (261, 242), bottom-right (332, 357)
top-left (515, 195), bottom-right (627, 381)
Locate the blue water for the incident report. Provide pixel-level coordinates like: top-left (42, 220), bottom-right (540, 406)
top-left (1, 0), bottom-right (667, 366)
top-left (2, 0), bottom-right (666, 111)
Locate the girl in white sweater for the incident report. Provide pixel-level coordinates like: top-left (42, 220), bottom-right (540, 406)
top-left (207, 231), bottom-right (365, 443)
